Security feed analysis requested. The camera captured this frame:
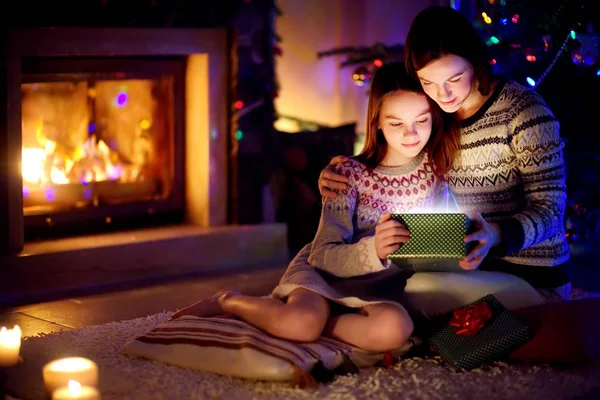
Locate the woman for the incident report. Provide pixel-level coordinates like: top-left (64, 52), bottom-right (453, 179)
top-left (172, 62), bottom-right (459, 351)
top-left (316, 6), bottom-right (570, 317)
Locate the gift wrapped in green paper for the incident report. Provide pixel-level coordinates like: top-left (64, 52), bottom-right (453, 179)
top-left (427, 294), bottom-right (532, 370)
top-left (387, 213), bottom-right (476, 272)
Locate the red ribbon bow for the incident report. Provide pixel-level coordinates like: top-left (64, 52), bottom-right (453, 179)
top-left (449, 302), bottom-right (492, 336)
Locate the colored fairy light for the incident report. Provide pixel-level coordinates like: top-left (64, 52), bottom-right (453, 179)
top-left (526, 55), bottom-right (537, 62)
top-left (45, 188), bottom-right (55, 201)
top-left (526, 77), bottom-right (536, 86)
top-left (23, 186), bottom-right (30, 198)
top-left (374, 59), bottom-right (383, 67)
top-left (512, 14), bottom-right (519, 23)
top-left (482, 12), bottom-right (492, 24)
top-left (490, 59), bottom-right (497, 65)
top-left (596, 69), bottom-right (600, 76)
top-left (235, 100), bottom-right (244, 109)
top-left (486, 36), bottom-right (500, 46)
top-left (83, 188), bottom-right (92, 200)
top-left (115, 92), bottom-right (128, 108)
top-left (211, 130), bottom-right (218, 139)
top-left (235, 130), bottom-right (243, 140)
top-left (501, 18), bottom-right (508, 25)
top-left (570, 30), bottom-right (576, 40)
top-left (88, 123), bottom-right (96, 133)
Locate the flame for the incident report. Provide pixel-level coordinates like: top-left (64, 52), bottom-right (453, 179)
top-left (68, 380), bottom-right (82, 395)
top-left (22, 126), bottom-right (126, 187)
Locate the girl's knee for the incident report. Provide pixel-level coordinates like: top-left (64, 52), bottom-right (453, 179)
top-left (272, 307), bottom-right (326, 342)
top-left (366, 305), bottom-right (414, 352)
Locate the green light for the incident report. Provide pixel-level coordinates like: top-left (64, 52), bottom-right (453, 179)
top-left (235, 130), bottom-right (243, 140)
top-left (486, 36), bottom-right (500, 46)
top-left (570, 30), bottom-right (576, 40)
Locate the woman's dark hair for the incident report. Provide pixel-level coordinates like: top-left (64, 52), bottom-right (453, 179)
top-left (354, 61), bottom-right (460, 179)
top-left (405, 5), bottom-right (494, 96)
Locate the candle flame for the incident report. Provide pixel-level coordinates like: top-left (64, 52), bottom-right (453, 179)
top-left (0, 325), bottom-right (22, 345)
top-left (68, 380), bottom-right (82, 396)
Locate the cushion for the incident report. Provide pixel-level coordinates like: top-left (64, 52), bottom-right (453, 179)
top-left (121, 315), bottom-right (419, 382)
top-left (402, 270), bottom-right (546, 319)
top-left (510, 298), bottom-right (600, 364)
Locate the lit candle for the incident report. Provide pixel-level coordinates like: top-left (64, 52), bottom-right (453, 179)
top-left (52, 380), bottom-right (100, 400)
top-left (43, 357), bottom-right (99, 393)
top-left (0, 325), bottom-right (21, 367)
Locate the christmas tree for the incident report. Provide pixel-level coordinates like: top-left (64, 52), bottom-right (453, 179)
top-left (456, 0), bottom-right (600, 88)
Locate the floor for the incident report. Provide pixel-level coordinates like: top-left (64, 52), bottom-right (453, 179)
top-left (1, 234), bottom-right (598, 339)
top-left (0, 266), bottom-right (286, 338)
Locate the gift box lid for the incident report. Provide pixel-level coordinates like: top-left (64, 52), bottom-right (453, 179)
top-left (388, 213), bottom-right (474, 259)
top-left (427, 294), bottom-right (532, 370)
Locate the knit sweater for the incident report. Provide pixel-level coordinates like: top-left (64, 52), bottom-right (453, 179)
top-left (448, 78), bottom-right (570, 288)
top-left (307, 151), bottom-right (444, 278)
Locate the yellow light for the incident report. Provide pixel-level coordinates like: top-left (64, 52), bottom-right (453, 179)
top-left (140, 119), bottom-right (151, 130)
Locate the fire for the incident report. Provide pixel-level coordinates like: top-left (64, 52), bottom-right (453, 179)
top-left (21, 121), bottom-right (134, 188)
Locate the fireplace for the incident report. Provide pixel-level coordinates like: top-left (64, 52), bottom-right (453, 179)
top-left (21, 56), bottom-right (185, 238)
top-left (2, 28), bottom-right (231, 255)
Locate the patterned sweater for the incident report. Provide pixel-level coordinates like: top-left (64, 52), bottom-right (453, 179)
top-left (308, 151), bottom-right (443, 277)
top-left (448, 78), bottom-right (570, 287)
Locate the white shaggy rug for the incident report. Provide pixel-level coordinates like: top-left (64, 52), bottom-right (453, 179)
top-left (5, 305), bottom-right (600, 400)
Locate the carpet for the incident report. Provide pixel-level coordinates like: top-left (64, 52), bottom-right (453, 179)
top-left (4, 292), bottom-right (600, 400)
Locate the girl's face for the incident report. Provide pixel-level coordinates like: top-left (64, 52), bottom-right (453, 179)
top-left (378, 90), bottom-right (432, 166)
top-left (415, 54), bottom-right (476, 114)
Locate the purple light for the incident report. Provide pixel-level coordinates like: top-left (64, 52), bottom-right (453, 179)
top-left (83, 188), bottom-right (92, 199)
top-left (23, 186), bottom-right (30, 198)
top-left (88, 122), bottom-right (96, 133)
top-left (45, 188), bottom-right (55, 201)
top-left (115, 92), bottom-right (128, 108)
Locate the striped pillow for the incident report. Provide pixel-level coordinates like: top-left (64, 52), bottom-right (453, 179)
top-left (121, 316), bottom-right (354, 382)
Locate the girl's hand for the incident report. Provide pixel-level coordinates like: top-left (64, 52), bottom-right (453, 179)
top-left (375, 213), bottom-right (411, 260)
top-left (318, 155), bottom-right (349, 198)
top-left (459, 213), bottom-right (502, 270)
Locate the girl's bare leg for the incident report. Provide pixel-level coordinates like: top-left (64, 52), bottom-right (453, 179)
top-left (172, 288), bottom-right (330, 342)
top-left (323, 303), bottom-right (414, 352)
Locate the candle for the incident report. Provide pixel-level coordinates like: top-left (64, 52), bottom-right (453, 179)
top-left (0, 325), bottom-right (21, 367)
top-left (52, 380), bottom-right (100, 400)
top-left (43, 357), bottom-right (99, 393)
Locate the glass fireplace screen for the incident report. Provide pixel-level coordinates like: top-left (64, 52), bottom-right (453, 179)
top-left (21, 75), bottom-right (175, 215)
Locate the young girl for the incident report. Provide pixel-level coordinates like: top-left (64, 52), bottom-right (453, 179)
top-left (171, 62), bottom-right (460, 352)
top-left (318, 6), bottom-right (570, 315)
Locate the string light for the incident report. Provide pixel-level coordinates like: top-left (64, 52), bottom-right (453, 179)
top-left (528, 31), bottom-right (572, 89)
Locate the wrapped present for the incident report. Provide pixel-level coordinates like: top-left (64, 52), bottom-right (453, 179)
top-left (427, 294), bottom-right (532, 370)
top-left (387, 213), bottom-right (476, 272)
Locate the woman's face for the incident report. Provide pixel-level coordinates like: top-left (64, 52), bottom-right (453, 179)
top-left (378, 89), bottom-right (432, 166)
top-left (415, 54), bottom-right (476, 114)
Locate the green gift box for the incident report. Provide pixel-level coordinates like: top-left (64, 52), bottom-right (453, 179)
top-left (426, 294), bottom-right (532, 370)
top-left (387, 213), bottom-right (475, 272)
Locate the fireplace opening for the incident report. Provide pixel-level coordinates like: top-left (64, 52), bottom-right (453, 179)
top-left (21, 56), bottom-right (186, 240)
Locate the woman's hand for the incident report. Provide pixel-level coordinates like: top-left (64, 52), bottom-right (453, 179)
top-left (459, 213), bottom-right (502, 270)
top-left (318, 155), bottom-right (350, 198)
top-left (375, 213), bottom-right (411, 260)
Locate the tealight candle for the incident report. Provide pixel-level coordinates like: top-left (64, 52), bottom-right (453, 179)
top-left (52, 380), bottom-right (100, 400)
top-left (43, 357), bottom-right (99, 393)
top-left (0, 325), bottom-right (21, 367)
